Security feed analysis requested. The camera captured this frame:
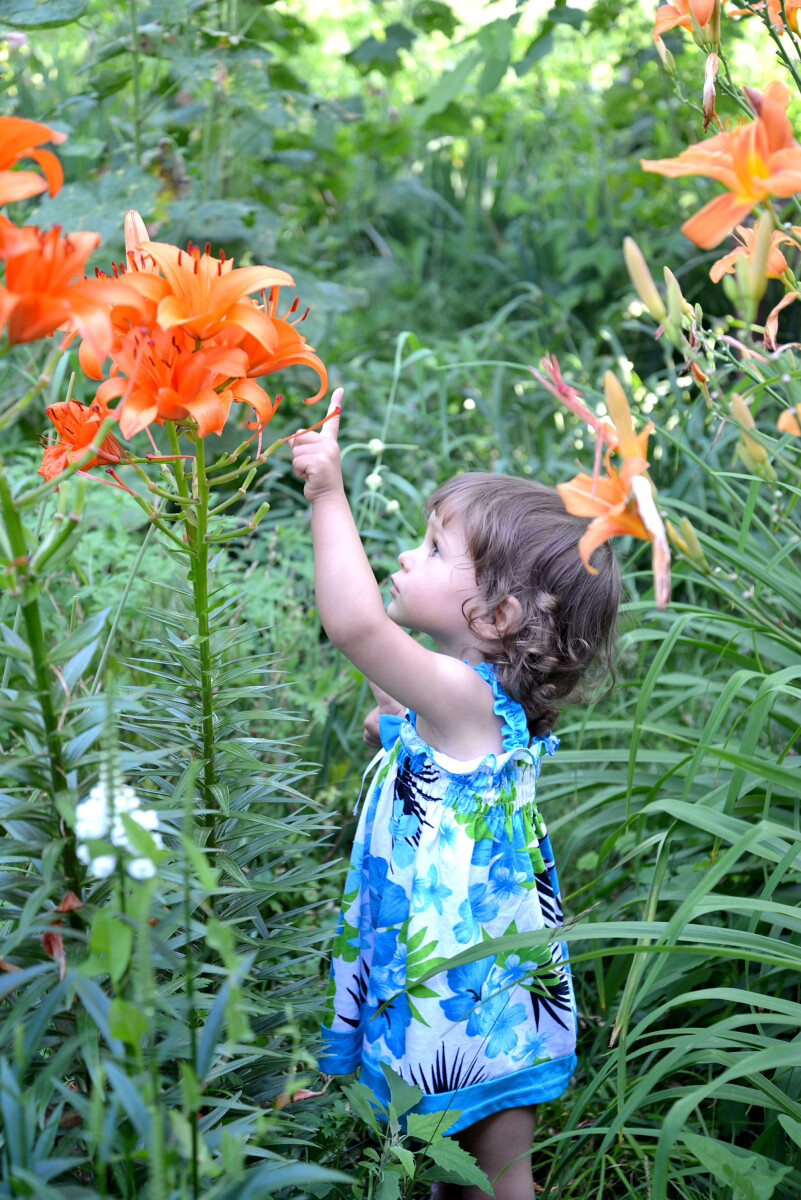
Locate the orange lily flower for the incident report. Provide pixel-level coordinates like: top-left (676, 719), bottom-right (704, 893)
top-left (654, 0), bottom-right (723, 43)
top-left (557, 372), bottom-right (670, 609)
top-left (221, 286), bottom-right (328, 404)
top-left (777, 404), bottom-right (801, 435)
top-left (0, 226), bottom-right (145, 355)
top-left (96, 327), bottom-right (277, 439)
top-left (709, 223), bottom-right (793, 282)
top-left (0, 115), bottom-right (66, 206)
top-left (730, 0), bottom-right (801, 31)
top-left (641, 83), bottom-right (801, 249)
top-left (129, 239), bottom-right (295, 350)
top-left (38, 399), bottom-right (121, 481)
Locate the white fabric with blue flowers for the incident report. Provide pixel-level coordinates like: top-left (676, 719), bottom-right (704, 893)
top-left (319, 663), bottom-right (577, 1133)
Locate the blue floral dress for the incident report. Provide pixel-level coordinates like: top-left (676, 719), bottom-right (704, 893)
top-left (318, 664), bottom-right (577, 1133)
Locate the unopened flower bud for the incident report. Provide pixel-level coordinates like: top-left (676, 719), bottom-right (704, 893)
top-left (654, 36), bottom-right (676, 76)
top-left (702, 53), bottom-right (718, 133)
top-left (663, 268), bottom-right (688, 334)
top-left (365, 472), bottom-right (382, 491)
top-left (368, 438), bottom-right (384, 455)
top-left (748, 211), bottom-right (774, 306)
top-left (124, 210), bottom-right (151, 263)
top-left (623, 237), bottom-right (666, 322)
top-left (667, 517), bottom-right (709, 571)
top-left (731, 393), bottom-right (776, 479)
top-left (385, 499), bottom-right (400, 514)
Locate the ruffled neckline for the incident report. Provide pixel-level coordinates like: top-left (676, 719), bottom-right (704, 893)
top-left (470, 662), bottom-right (559, 756)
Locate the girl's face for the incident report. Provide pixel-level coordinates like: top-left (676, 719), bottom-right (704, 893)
top-left (387, 510), bottom-right (483, 657)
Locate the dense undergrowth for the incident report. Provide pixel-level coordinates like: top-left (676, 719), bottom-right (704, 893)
top-left (1, 1), bottom-right (800, 1198)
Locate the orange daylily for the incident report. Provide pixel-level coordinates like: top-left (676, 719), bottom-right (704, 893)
top-left (709, 223), bottom-right (793, 282)
top-left (730, 0), bottom-right (801, 31)
top-left (220, 285), bottom-right (328, 404)
top-left (641, 82), bottom-right (801, 249)
top-left (0, 115), bottom-right (66, 206)
top-left (128, 239), bottom-right (295, 350)
top-left (37, 399), bottom-right (121, 481)
top-left (777, 404), bottom-right (801, 435)
top-left (0, 226), bottom-right (145, 354)
top-left (95, 326), bottom-right (277, 439)
top-left (654, 0), bottom-right (723, 42)
top-left (557, 372), bottom-right (670, 609)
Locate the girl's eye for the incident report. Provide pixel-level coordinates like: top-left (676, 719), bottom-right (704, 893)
top-left (428, 541), bottom-right (440, 558)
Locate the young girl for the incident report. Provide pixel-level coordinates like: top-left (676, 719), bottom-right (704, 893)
top-left (291, 391), bottom-right (621, 1200)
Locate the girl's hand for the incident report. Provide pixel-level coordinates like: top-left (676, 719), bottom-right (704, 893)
top-left (291, 389), bottom-right (344, 502)
top-left (363, 679), bottom-right (404, 747)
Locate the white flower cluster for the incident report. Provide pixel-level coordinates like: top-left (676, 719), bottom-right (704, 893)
top-left (75, 783), bottom-right (163, 880)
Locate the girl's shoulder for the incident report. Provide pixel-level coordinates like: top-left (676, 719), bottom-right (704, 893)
top-left (398, 662), bottom-right (559, 778)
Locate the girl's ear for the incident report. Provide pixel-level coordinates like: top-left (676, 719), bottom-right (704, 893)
top-left (494, 595), bottom-right (523, 638)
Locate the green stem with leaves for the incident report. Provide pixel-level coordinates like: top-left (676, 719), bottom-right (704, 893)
top-left (185, 431), bottom-right (217, 832)
top-left (0, 460), bottom-right (81, 893)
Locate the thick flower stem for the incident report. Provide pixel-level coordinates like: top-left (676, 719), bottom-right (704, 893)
top-left (187, 433), bottom-right (218, 833)
top-left (0, 461), bottom-right (81, 894)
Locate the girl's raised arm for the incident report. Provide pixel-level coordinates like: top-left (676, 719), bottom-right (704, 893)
top-left (290, 393), bottom-right (500, 757)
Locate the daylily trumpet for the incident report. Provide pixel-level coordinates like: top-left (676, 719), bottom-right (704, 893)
top-left (557, 372), bottom-right (670, 609)
top-left (641, 82), bottom-right (801, 249)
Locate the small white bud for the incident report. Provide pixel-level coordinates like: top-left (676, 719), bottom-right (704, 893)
top-left (89, 855), bottom-right (117, 879)
top-left (385, 499), bottom-right (400, 514)
top-left (127, 858), bottom-right (157, 880)
top-left (365, 472), bottom-right (382, 491)
top-left (368, 438), bottom-right (384, 455)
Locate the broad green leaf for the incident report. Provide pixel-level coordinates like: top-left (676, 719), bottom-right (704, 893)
top-left (0, 0), bottom-right (87, 28)
top-left (778, 1114), bottom-right (801, 1150)
top-left (417, 48), bottom-right (483, 120)
top-left (682, 1134), bottom-right (791, 1200)
top-left (343, 1080), bottom-right (381, 1132)
top-left (87, 911), bottom-right (132, 985)
top-left (380, 1061), bottom-right (423, 1117)
top-left (375, 1168), bottom-right (403, 1200)
top-left (425, 1136), bottom-right (493, 1192)
top-left (108, 998), bottom-right (147, 1047)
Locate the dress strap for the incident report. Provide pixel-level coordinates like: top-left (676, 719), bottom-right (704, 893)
top-left (469, 661), bottom-right (560, 757)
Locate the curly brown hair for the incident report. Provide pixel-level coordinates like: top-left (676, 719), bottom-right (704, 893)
top-left (426, 473), bottom-right (621, 738)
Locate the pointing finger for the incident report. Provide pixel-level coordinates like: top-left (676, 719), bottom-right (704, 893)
top-left (320, 388), bottom-right (343, 442)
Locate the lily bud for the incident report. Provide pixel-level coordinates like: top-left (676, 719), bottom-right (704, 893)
top-left (702, 54), bottom-right (719, 133)
top-left (664, 267), bottom-right (685, 337)
top-left (124, 210), bottom-right (151, 266)
top-left (603, 372), bottom-right (641, 460)
top-left (667, 517), bottom-right (710, 571)
top-left (748, 211), bottom-right (774, 307)
top-left (623, 237), bottom-right (666, 322)
top-left (731, 393), bottom-right (777, 480)
top-left (654, 36), bottom-right (676, 76)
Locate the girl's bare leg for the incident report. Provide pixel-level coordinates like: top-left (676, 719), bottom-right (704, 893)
top-left (456, 1106), bottom-right (536, 1200)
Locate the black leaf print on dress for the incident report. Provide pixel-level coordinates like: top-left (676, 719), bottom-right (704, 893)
top-left (392, 757), bottom-right (437, 858)
top-left (534, 867), bottom-right (562, 926)
top-left (409, 1044), bottom-right (489, 1094)
top-left (528, 949), bottom-right (572, 1031)
top-left (341, 963), bottom-right (370, 1028)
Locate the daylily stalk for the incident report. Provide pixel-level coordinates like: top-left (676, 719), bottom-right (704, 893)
top-left (187, 430), bottom-right (218, 833)
top-left (0, 459), bottom-right (81, 895)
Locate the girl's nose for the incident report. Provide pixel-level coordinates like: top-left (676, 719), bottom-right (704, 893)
top-left (398, 548), bottom-right (413, 570)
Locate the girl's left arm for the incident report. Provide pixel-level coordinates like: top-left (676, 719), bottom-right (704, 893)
top-left (290, 392), bottom-right (486, 742)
